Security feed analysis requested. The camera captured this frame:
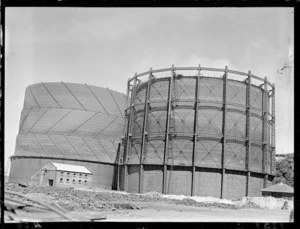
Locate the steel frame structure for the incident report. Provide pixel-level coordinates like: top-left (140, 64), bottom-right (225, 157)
top-left (120, 65), bottom-right (276, 198)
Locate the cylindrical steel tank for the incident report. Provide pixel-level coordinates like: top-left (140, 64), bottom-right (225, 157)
top-left (9, 82), bottom-right (126, 189)
top-left (118, 66), bottom-right (276, 199)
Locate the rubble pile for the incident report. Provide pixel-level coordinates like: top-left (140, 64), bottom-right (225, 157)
top-left (6, 183), bottom-right (292, 214)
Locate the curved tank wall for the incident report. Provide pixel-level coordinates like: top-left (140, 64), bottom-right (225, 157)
top-left (9, 82), bottom-right (126, 189)
top-left (118, 67), bottom-right (276, 199)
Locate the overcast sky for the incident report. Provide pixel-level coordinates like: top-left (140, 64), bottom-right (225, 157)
top-left (5, 7), bottom-right (294, 169)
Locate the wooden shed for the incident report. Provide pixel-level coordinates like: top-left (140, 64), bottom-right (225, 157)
top-left (261, 182), bottom-right (293, 199)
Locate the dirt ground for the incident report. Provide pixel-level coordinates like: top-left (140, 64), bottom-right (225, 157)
top-left (4, 184), bottom-right (293, 222)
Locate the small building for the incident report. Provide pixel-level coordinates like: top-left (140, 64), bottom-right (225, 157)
top-left (30, 161), bottom-right (92, 187)
top-left (261, 182), bottom-right (293, 200)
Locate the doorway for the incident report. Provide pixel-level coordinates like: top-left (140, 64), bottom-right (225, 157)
top-left (48, 179), bottom-right (54, 186)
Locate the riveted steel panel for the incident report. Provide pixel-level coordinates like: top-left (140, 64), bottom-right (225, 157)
top-left (168, 139), bottom-right (193, 166)
top-left (147, 110), bottom-right (167, 135)
top-left (226, 80), bottom-right (246, 107)
top-left (225, 143), bottom-right (246, 170)
top-left (195, 140), bottom-right (222, 168)
top-left (250, 116), bottom-right (263, 142)
top-left (166, 167), bottom-right (192, 196)
top-left (198, 109), bottom-right (223, 138)
top-left (250, 86), bottom-right (263, 110)
top-left (127, 165), bottom-right (140, 193)
top-left (199, 78), bottom-right (223, 103)
top-left (194, 168), bottom-right (222, 198)
top-left (249, 145), bottom-right (263, 173)
top-left (144, 140), bottom-right (165, 165)
top-left (142, 165), bottom-right (163, 193)
top-left (225, 111), bottom-right (246, 140)
top-left (248, 173), bottom-right (264, 197)
top-left (224, 170), bottom-right (247, 200)
top-left (149, 80), bottom-right (169, 108)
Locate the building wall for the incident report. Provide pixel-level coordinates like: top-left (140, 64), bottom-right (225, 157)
top-left (40, 170), bottom-right (57, 187)
top-left (262, 191), bottom-right (294, 200)
top-left (9, 157), bottom-right (114, 189)
top-left (55, 171), bottom-right (92, 188)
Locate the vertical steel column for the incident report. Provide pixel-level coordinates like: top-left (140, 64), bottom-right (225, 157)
top-left (262, 77), bottom-right (269, 187)
top-left (123, 75), bottom-right (137, 192)
top-left (221, 66), bottom-right (228, 199)
top-left (0, 73), bottom-right (3, 225)
top-left (191, 64), bottom-right (201, 196)
top-left (117, 78), bottom-right (130, 191)
top-left (115, 143), bottom-right (121, 191)
top-left (139, 68), bottom-right (152, 193)
top-left (246, 71), bottom-right (252, 196)
top-left (117, 80), bottom-right (131, 191)
top-left (162, 65), bottom-right (175, 194)
top-left (271, 84), bottom-right (276, 175)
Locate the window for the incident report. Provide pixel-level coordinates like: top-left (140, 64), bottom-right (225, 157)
top-left (85, 174), bottom-right (87, 178)
top-left (79, 173), bottom-right (82, 177)
top-left (72, 179), bottom-right (75, 184)
top-left (73, 173), bottom-right (76, 176)
top-left (66, 179), bottom-right (69, 183)
top-left (67, 172), bottom-right (70, 177)
top-left (84, 180), bottom-right (87, 185)
top-left (60, 178), bottom-right (63, 183)
top-left (61, 172), bottom-right (64, 175)
top-left (78, 180), bottom-right (81, 184)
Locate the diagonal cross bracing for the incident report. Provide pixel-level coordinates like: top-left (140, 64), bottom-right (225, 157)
top-left (226, 113), bottom-right (245, 139)
top-left (198, 109), bottom-right (222, 135)
top-left (174, 110), bottom-right (194, 133)
top-left (107, 88), bottom-right (124, 118)
top-left (149, 112), bottom-right (165, 133)
top-left (81, 137), bottom-right (102, 162)
top-left (174, 79), bottom-right (194, 101)
top-left (150, 83), bottom-right (168, 103)
top-left (19, 109), bottom-right (32, 132)
top-left (200, 78), bottom-right (222, 102)
top-left (29, 86), bottom-right (41, 108)
top-left (67, 112), bottom-right (99, 136)
top-left (93, 116), bottom-right (119, 139)
top-left (227, 81), bottom-right (245, 105)
top-left (197, 141), bottom-right (220, 167)
top-left (26, 108), bottom-right (50, 134)
top-left (225, 143), bottom-right (245, 168)
top-left (97, 139), bottom-right (114, 163)
top-left (45, 109), bottom-right (74, 133)
top-left (34, 134), bottom-right (50, 156)
top-left (63, 135), bottom-right (85, 160)
top-left (61, 82), bottom-right (86, 111)
top-left (41, 82), bottom-right (62, 108)
top-left (85, 84), bottom-right (109, 115)
top-left (147, 141), bottom-right (164, 163)
top-left (170, 140), bottom-right (192, 165)
top-left (48, 135), bottom-right (66, 157)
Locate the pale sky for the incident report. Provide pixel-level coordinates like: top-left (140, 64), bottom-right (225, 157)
top-left (4, 7), bottom-right (294, 169)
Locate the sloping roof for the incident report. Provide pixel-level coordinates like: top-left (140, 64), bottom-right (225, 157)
top-left (261, 182), bottom-right (293, 193)
top-left (51, 162), bottom-right (92, 174)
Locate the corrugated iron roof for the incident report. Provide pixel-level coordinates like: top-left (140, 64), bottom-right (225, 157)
top-left (261, 182), bottom-right (293, 193)
top-left (51, 162), bottom-right (92, 174)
